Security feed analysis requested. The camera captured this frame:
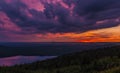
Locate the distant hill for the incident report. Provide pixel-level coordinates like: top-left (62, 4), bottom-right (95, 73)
top-left (0, 45), bottom-right (120, 73)
top-left (0, 42), bottom-right (119, 58)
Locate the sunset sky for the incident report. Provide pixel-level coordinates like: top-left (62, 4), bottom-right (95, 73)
top-left (0, 0), bottom-right (120, 42)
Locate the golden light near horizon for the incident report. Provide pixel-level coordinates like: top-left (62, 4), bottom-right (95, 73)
top-left (77, 25), bottom-right (120, 42)
top-left (31, 25), bottom-right (120, 42)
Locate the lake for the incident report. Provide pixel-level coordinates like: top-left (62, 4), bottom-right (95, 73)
top-left (0, 56), bottom-right (56, 66)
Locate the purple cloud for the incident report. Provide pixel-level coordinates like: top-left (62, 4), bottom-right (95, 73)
top-left (0, 0), bottom-right (120, 35)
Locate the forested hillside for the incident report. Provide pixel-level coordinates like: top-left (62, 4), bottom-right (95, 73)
top-left (0, 45), bottom-right (120, 73)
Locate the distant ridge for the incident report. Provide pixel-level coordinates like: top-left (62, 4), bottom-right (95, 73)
top-left (0, 43), bottom-right (119, 58)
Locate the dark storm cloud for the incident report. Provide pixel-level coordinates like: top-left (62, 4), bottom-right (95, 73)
top-left (0, 0), bottom-right (120, 34)
top-left (0, 0), bottom-right (28, 27)
top-left (74, 0), bottom-right (120, 15)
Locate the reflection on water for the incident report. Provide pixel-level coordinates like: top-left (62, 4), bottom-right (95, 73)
top-left (0, 56), bottom-right (56, 66)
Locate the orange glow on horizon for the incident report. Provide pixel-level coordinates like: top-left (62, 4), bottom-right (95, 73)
top-left (16, 25), bottom-right (120, 42)
top-left (77, 25), bottom-right (120, 42)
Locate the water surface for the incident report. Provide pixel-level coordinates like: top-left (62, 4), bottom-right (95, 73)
top-left (0, 56), bottom-right (56, 66)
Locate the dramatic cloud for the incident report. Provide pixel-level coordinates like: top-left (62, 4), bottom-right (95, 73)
top-left (0, 0), bottom-right (120, 42)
